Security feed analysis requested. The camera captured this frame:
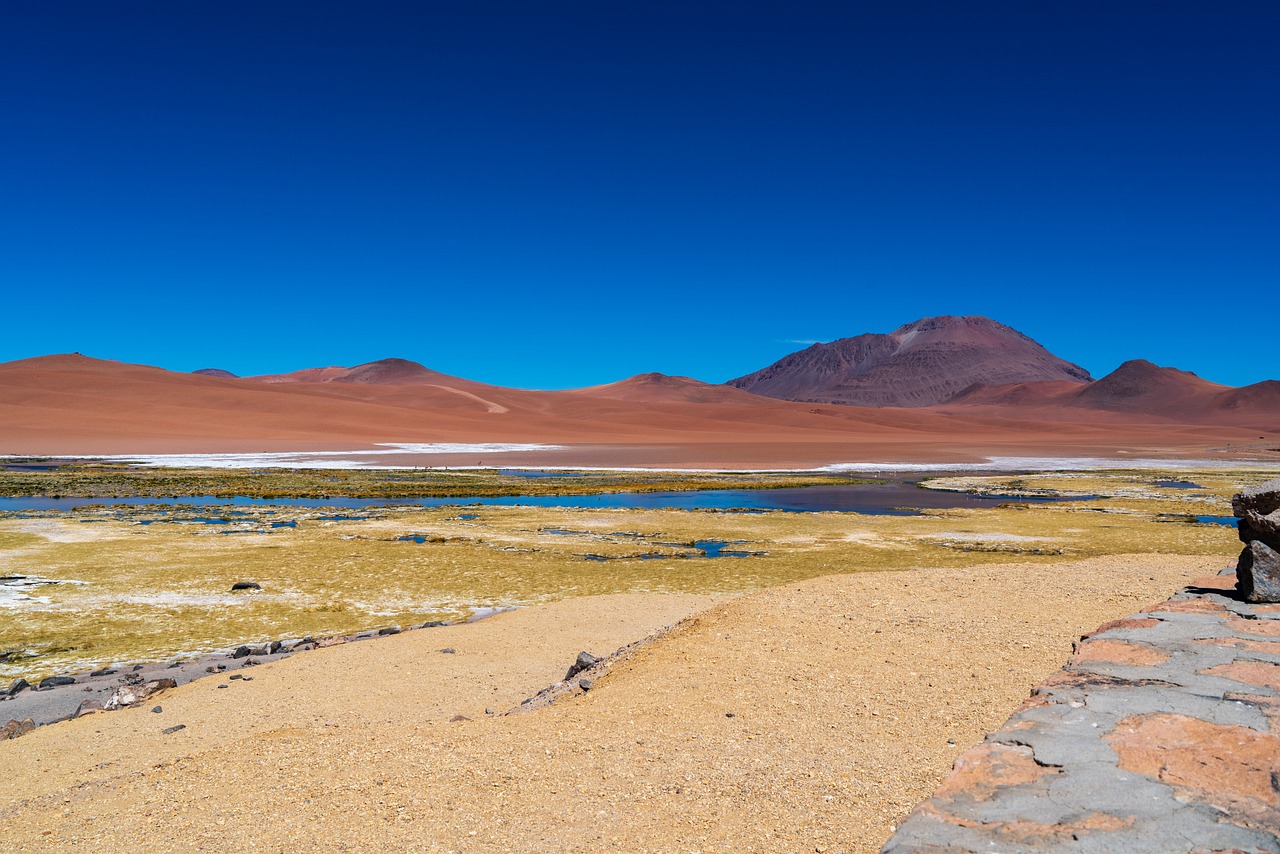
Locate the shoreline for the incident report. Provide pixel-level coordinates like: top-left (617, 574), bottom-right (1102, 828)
top-left (1, 607), bottom-right (525, 734)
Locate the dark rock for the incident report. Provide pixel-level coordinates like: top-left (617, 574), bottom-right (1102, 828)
top-left (422, 620), bottom-right (448, 628)
top-left (579, 679), bottom-right (595, 691)
top-left (231, 646), bottom-right (251, 659)
top-left (377, 627), bottom-right (401, 636)
top-left (249, 645), bottom-right (270, 657)
top-left (230, 674), bottom-right (244, 680)
top-left (725, 712), bottom-right (736, 718)
top-left (440, 647), bottom-right (457, 654)
top-left (38, 675), bottom-right (76, 689)
top-left (294, 637), bottom-right (316, 648)
top-left (230, 582), bottom-right (261, 592)
top-left (162, 724), bottom-right (186, 734)
top-left (1242, 509), bottom-right (1280, 549)
top-left (267, 640), bottom-right (282, 654)
top-left (5, 678), bottom-right (29, 698)
top-left (168, 661), bottom-right (181, 668)
top-left (90, 668), bottom-right (117, 677)
top-left (132, 664), bottom-right (143, 671)
top-left (2, 718), bottom-right (36, 740)
top-left (1237, 540), bottom-right (1280, 603)
top-left (75, 700), bottom-right (104, 717)
top-left (565, 651), bottom-right (600, 680)
top-left (1232, 478), bottom-right (1280, 518)
top-left (243, 658), bottom-right (259, 666)
top-left (152, 705), bottom-right (163, 713)
top-left (217, 684), bottom-right (228, 689)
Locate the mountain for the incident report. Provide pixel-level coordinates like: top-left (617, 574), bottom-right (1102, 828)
top-left (192, 368), bottom-right (238, 378)
top-left (1, 351), bottom-right (1274, 462)
top-left (727, 316), bottom-right (1093, 407)
top-left (249, 358), bottom-right (452, 385)
top-left (569, 373), bottom-right (767, 404)
top-left (1068, 360), bottom-right (1227, 416)
top-left (945, 360), bottom-right (1280, 430)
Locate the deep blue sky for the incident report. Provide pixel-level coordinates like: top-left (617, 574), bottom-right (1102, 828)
top-left (3, 2), bottom-right (1276, 388)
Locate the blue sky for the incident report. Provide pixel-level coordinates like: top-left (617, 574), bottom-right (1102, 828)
top-left (2, 2), bottom-right (1276, 388)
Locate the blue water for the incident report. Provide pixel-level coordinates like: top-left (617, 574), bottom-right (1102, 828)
top-left (1196, 516), bottom-right (1237, 526)
top-left (0, 482), bottom-right (1070, 515)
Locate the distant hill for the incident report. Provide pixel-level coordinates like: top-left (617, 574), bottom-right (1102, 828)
top-left (192, 368), bottom-right (238, 378)
top-left (249, 357), bottom-right (453, 385)
top-left (727, 316), bottom-right (1093, 407)
top-left (945, 360), bottom-right (1280, 430)
top-left (570, 373), bottom-right (767, 404)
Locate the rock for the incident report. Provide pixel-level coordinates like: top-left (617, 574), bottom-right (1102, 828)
top-left (449, 714), bottom-right (471, 722)
top-left (38, 675), bottom-right (76, 689)
top-left (267, 640), bottom-right (282, 654)
top-left (565, 651), bottom-right (599, 680)
top-left (249, 645), bottom-right (270, 657)
top-left (579, 679), bottom-right (595, 691)
top-left (317, 636), bottom-right (347, 648)
top-left (231, 646), bottom-right (251, 659)
top-left (230, 674), bottom-right (244, 680)
top-left (230, 582), bottom-right (261, 592)
top-left (2, 718), bottom-right (36, 740)
top-left (103, 678), bottom-right (177, 711)
top-left (75, 700), bottom-right (104, 717)
top-left (1237, 540), bottom-right (1280, 603)
top-left (1233, 478), bottom-right (1280, 518)
top-left (421, 620), bottom-right (448, 628)
top-left (90, 668), bottom-right (117, 677)
top-left (377, 627), bottom-right (401, 636)
top-left (440, 647), bottom-right (457, 654)
top-left (151, 705), bottom-right (163, 713)
top-left (1242, 509), bottom-right (1280, 549)
top-left (5, 678), bottom-right (29, 698)
top-left (294, 637), bottom-right (316, 648)
top-left (162, 724), bottom-right (186, 734)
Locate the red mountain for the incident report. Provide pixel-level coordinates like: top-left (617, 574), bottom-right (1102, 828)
top-left (727, 316), bottom-right (1092, 407)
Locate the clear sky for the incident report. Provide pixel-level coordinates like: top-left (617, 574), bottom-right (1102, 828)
top-left (2, 2), bottom-right (1276, 388)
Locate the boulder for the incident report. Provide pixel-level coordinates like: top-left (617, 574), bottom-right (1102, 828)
top-left (2, 718), bottom-right (36, 740)
top-left (231, 646), bottom-right (252, 659)
top-left (103, 678), bottom-right (177, 711)
top-left (75, 699), bottom-right (104, 717)
top-left (1233, 478), bottom-right (1280, 523)
top-left (38, 675), bottom-right (76, 689)
top-left (565, 651), bottom-right (600, 680)
top-left (4, 678), bottom-right (29, 698)
top-left (1233, 480), bottom-right (1280, 602)
top-left (230, 582), bottom-right (262, 592)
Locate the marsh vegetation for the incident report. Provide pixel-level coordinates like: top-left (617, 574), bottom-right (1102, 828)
top-left (0, 466), bottom-right (1270, 682)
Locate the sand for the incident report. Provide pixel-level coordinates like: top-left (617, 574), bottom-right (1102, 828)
top-left (0, 554), bottom-right (1216, 853)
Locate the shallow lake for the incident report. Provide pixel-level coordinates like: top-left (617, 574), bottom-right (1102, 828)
top-left (0, 481), bottom-right (1069, 515)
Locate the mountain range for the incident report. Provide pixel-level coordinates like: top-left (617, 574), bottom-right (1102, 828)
top-left (1, 315), bottom-right (1276, 465)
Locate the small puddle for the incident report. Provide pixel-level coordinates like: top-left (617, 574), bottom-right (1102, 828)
top-left (1155, 480), bottom-right (1205, 489)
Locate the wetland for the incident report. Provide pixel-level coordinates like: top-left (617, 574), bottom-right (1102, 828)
top-left (0, 463), bottom-right (1272, 684)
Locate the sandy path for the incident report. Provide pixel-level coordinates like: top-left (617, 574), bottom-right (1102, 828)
top-left (0, 555), bottom-right (1214, 852)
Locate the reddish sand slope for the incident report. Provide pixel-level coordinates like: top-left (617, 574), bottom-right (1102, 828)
top-left (1, 354), bottom-right (1276, 466)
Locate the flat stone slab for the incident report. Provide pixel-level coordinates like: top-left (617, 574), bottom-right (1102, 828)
top-left (883, 571), bottom-right (1280, 853)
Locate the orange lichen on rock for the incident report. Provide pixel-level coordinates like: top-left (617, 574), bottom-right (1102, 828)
top-left (1106, 713), bottom-right (1280, 808)
top-left (1200, 661), bottom-right (1280, 692)
top-left (1070, 639), bottom-right (1170, 667)
top-left (932, 742), bottom-right (1059, 802)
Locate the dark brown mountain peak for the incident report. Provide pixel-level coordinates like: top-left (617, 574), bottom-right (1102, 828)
top-left (335, 358), bottom-right (443, 384)
top-left (728, 315), bottom-right (1092, 407)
